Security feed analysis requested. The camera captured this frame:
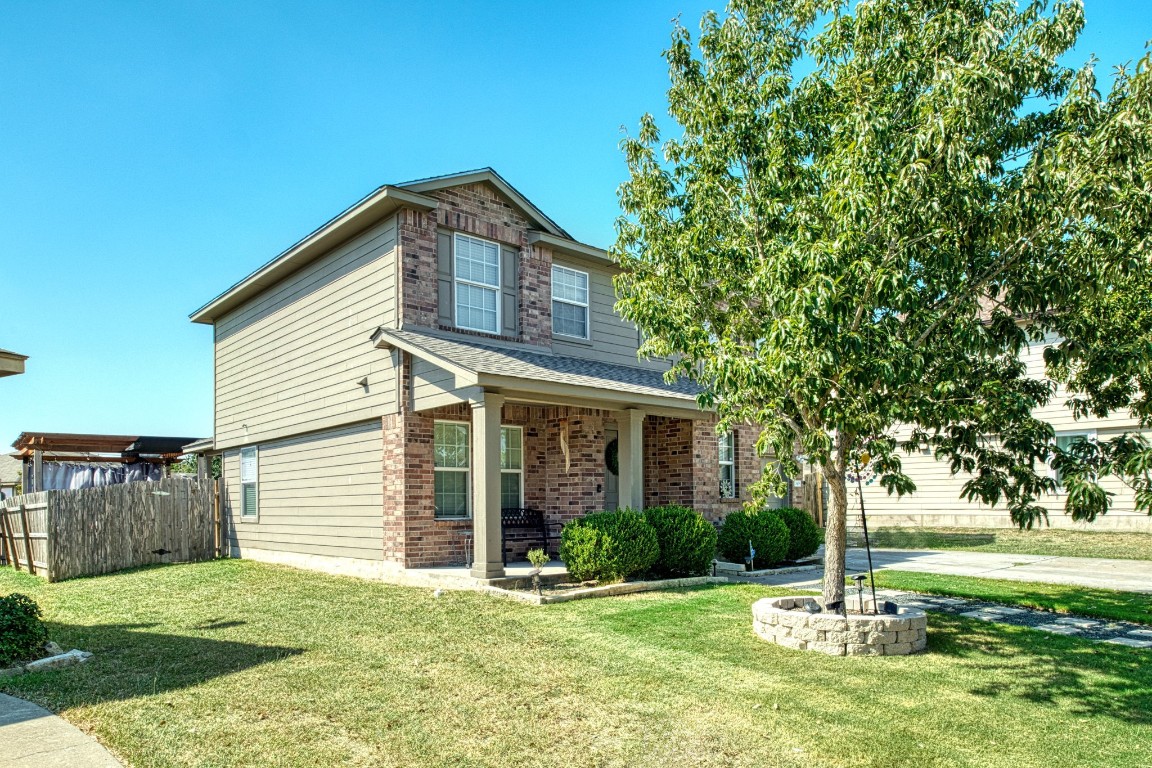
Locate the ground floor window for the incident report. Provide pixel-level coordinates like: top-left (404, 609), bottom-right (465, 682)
top-left (501, 425), bottom-right (523, 509)
top-left (240, 446), bottom-right (259, 519)
top-left (719, 432), bottom-right (736, 498)
top-left (1050, 430), bottom-right (1096, 492)
top-left (434, 422), bottom-right (470, 518)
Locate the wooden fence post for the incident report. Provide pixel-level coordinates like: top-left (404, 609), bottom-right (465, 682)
top-left (214, 478), bottom-right (222, 559)
top-left (0, 504), bottom-right (16, 571)
top-left (19, 502), bottom-right (34, 575)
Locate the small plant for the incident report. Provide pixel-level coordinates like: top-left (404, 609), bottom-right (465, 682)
top-left (643, 505), bottom-right (718, 577)
top-left (559, 509), bottom-right (659, 582)
top-left (776, 507), bottom-right (823, 561)
top-left (526, 547), bottom-right (549, 594)
top-left (0, 593), bottom-right (49, 667)
top-left (716, 509), bottom-right (790, 569)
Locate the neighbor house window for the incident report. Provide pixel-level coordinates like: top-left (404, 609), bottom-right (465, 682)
top-left (434, 422), bottom-right (470, 518)
top-left (455, 233), bottom-right (500, 333)
top-left (552, 265), bottom-right (589, 339)
top-left (719, 432), bottom-right (736, 499)
top-left (501, 426), bottom-right (523, 509)
top-left (240, 446), bottom-right (258, 519)
top-left (1050, 431), bottom-right (1095, 493)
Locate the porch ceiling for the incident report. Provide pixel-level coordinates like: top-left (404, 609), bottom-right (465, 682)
top-left (372, 326), bottom-right (707, 417)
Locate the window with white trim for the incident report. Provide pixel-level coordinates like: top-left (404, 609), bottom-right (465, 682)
top-left (1050, 430), bottom-right (1096, 493)
top-left (500, 426), bottom-right (523, 509)
top-left (552, 264), bottom-right (589, 339)
top-left (434, 422), bottom-right (470, 518)
top-left (454, 233), bottom-right (500, 333)
top-left (240, 446), bottom-right (258, 519)
top-left (719, 432), bottom-right (736, 499)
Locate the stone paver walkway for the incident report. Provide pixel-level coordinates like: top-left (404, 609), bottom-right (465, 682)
top-left (0, 693), bottom-right (122, 767)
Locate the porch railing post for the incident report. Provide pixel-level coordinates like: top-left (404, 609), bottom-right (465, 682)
top-left (616, 409), bottom-right (646, 511)
top-left (470, 391), bottom-right (506, 580)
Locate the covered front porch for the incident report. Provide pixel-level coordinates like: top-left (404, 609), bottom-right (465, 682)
top-left (372, 326), bottom-right (735, 579)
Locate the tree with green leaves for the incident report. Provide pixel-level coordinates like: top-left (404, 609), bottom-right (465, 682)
top-left (613, 0), bottom-right (1152, 607)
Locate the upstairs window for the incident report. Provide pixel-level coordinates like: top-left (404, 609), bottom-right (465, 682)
top-left (552, 265), bottom-right (589, 339)
top-left (455, 233), bottom-right (500, 333)
top-left (719, 432), bottom-right (736, 499)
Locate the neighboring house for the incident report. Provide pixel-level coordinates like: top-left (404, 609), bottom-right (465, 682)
top-left (0, 454), bottom-right (20, 499)
top-left (858, 333), bottom-right (1152, 532)
top-left (190, 169), bottom-right (770, 581)
top-left (0, 348), bottom-right (27, 377)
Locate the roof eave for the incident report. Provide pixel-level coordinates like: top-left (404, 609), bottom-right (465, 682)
top-left (190, 186), bottom-right (438, 324)
top-left (527, 231), bottom-right (613, 267)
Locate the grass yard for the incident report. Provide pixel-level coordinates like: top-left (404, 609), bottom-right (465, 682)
top-left (2, 561), bottom-right (1151, 768)
top-left (872, 570), bottom-right (1152, 625)
top-left (858, 526), bottom-right (1152, 561)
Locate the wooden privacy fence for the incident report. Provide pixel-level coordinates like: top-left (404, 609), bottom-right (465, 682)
top-left (1, 477), bottom-right (220, 582)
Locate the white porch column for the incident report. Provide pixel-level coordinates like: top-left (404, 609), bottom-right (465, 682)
top-left (471, 391), bottom-right (506, 580)
top-left (616, 409), bottom-right (645, 510)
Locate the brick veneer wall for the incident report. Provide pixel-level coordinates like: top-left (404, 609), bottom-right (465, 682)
top-left (641, 416), bottom-right (762, 523)
top-left (397, 182), bottom-right (551, 347)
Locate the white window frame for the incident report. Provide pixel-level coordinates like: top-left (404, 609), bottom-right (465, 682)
top-left (1048, 429), bottom-right (1097, 494)
top-left (454, 233), bottom-right (501, 334)
top-left (240, 446), bottom-right (259, 520)
top-left (500, 425), bottom-right (524, 510)
top-left (551, 264), bottom-right (590, 340)
top-left (719, 432), bottom-right (736, 499)
top-left (434, 420), bottom-right (472, 519)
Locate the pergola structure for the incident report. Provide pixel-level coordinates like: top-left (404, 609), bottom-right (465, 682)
top-left (12, 432), bottom-right (204, 493)
top-left (0, 348), bottom-right (27, 377)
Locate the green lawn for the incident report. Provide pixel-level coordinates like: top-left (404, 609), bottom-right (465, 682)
top-left (856, 526), bottom-right (1152, 561)
top-left (2, 561), bottom-right (1151, 768)
top-left (871, 570), bottom-right (1152, 625)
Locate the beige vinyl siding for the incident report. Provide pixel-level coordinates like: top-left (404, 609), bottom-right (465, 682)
top-left (410, 356), bottom-right (477, 412)
top-left (1024, 335), bottom-right (1141, 432)
top-left (551, 258), bottom-right (666, 371)
top-left (222, 421), bottom-right (385, 559)
top-left (214, 217), bottom-right (399, 449)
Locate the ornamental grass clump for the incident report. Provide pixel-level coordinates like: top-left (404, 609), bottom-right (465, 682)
top-left (643, 505), bottom-right (718, 577)
top-left (0, 593), bottom-right (49, 667)
top-left (559, 509), bottom-right (659, 582)
top-left (776, 506), bottom-right (823, 562)
top-left (716, 509), bottom-right (790, 569)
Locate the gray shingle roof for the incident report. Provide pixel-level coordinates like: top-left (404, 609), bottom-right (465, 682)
top-left (0, 454), bottom-right (22, 484)
top-left (379, 328), bottom-right (701, 402)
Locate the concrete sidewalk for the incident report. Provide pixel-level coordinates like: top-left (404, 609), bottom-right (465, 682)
top-left (0, 693), bottom-right (122, 767)
top-left (749, 547), bottom-right (1152, 593)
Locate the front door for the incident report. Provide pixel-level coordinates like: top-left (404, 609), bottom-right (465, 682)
top-left (604, 428), bottom-right (619, 510)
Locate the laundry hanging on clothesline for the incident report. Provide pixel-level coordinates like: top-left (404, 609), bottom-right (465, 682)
top-left (40, 462), bottom-right (163, 491)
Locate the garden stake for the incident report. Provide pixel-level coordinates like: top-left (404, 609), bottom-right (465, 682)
top-left (855, 471), bottom-right (878, 613)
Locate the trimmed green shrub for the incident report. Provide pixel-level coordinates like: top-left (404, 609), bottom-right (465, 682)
top-left (644, 505), bottom-right (718, 577)
top-left (0, 593), bottom-right (48, 667)
top-left (776, 506), bottom-right (823, 561)
top-left (716, 509), bottom-right (790, 569)
top-left (559, 509), bottom-right (659, 582)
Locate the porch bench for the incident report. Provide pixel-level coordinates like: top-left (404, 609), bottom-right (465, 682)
top-left (501, 507), bottom-right (559, 564)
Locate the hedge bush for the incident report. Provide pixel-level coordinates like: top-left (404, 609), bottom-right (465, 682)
top-left (559, 509), bottom-right (659, 582)
top-left (776, 506), bottom-right (823, 561)
top-left (0, 593), bottom-right (48, 667)
top-left (716, 509), bottom-right (790, 569)
top-left (644, 505), bottom-right (718, 577)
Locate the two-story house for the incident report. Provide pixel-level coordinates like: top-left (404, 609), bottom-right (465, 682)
top-left (190, 169), bottom-right (765, 582)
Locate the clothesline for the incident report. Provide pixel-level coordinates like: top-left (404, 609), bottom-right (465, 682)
top-left (40, 461), bottom-right (163, 491)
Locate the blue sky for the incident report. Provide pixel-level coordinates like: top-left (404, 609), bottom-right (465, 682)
top-left (0, 1), bottom-right (1145, 446)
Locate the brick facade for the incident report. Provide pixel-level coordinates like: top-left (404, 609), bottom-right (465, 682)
top-left (397, 182), bottom-right (551, 347)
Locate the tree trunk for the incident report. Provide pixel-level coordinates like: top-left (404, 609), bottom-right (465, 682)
top-left (822, 468), bottom-right (848, 609)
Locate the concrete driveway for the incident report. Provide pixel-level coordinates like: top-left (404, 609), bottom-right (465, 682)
top-left (749, 547), bottom-right (1152, 593)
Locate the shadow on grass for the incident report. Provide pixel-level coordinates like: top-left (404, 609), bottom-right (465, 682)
top-left (0, 620), bottom-right (302, 710)
top-left (927, 615), bottom-right (1152, 726)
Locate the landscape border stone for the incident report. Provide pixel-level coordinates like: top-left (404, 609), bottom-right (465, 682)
top-left (752, 595), bottom-right (928, 656)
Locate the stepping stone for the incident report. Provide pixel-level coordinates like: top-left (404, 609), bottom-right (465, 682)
top-left (1053, 618), bottom-right (1100, 629)
top-left (1100, 637), bottom-right (1152, 648)
top-left (959, 611), bottom-right (1002, 621)
top-left (874, 590), bottom-right (909, 597)
top-left (981, 607), bottom-right (1028, 615)
top-left (1126, 629), bottom-right (1152, 639)
top-left (931, 598), bottom-right (968, 606)
top-left (900, 601), bottom-right (931, 608)
top-left (1035, 624), bottom-right (1081, 635)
